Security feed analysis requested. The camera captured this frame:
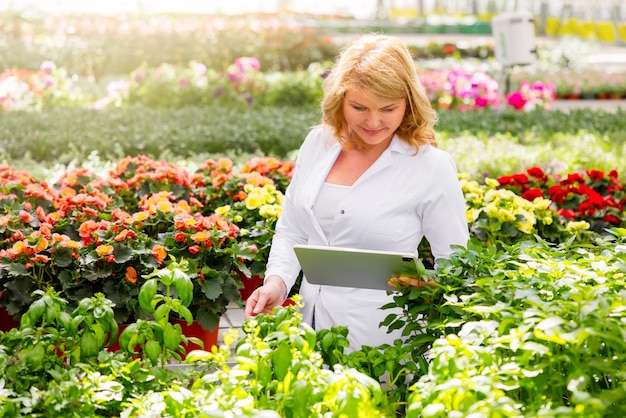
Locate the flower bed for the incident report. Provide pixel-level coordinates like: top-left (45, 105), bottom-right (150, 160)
top-left (0, 155), bottom-right (293, 331)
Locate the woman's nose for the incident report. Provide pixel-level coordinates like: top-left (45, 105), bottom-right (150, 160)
top-left (365, 111), bottom-right (380, 126)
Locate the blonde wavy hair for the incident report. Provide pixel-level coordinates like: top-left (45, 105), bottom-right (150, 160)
top-left (321, 34), bottom-right (438, 150)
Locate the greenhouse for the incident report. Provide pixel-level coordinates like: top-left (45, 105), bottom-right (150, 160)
top-left (0, 1), bottom-right (625, 416)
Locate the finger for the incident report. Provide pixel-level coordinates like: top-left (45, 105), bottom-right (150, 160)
top-left (387, 277), bottom-right (399, 289)
top-left (244, 295), bottom-right (256, 318)
top-left (244, 293), bottom-right (259, 317)
top-left (252, 290), bottom-right (270, 315)
top-left (395, 276), bottom-right (437, 289)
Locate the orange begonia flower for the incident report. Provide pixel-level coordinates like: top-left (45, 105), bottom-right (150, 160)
top-left (211, 173), bottom-right (230, 189)
top-left (60, 187), bottom-right (77, 198)
top-left (36, 206), bottom-right (46, 222)
top-left (125, 266), bottom-right (138, 283)
top-left (190, 231), bottom-right (210, 243)
top-left (12, 241), bottom-right (26, 255)
top-left (33, 236), bottom-right (49, 253)
top-left (96, 245), bottom-right (114, 257)
top-left (114, 229), bottom-right (137, 242)
top-left (151, 244), bottom-right (167, 263)
top-left (19, 210), bottom-right (34, 223)
top-left (132, 211), bottom-right (150, 224)
top-left (29, 254), bottom-right (50, 264)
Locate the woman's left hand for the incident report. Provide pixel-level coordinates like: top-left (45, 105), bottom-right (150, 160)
top-left (387, 275), bottom-right (437, 290)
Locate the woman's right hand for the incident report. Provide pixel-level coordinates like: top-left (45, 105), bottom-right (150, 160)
top-left (244, 275), bottom-right (287, 317)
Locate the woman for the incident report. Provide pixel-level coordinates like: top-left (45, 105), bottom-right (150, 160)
top-left (245, 34), bottom-right (469, 352)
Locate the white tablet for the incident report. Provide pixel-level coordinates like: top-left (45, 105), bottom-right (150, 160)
top-left (293, 244), bottom-right (423, 291)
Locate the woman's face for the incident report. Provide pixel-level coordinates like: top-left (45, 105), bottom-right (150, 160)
top-left (342, 85), bottom-right (407, 149)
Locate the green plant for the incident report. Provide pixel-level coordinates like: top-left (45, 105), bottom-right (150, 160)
top-left (0, 287), bottom-right (201, 416)
top-left (121, 298), bottom-right (390, 417)
top-left (402, 230), bottom-right (626, 416)
top-left (1, 288), bottom-right (118, 392)
top-left (118, 258), bottom-right (203, 367)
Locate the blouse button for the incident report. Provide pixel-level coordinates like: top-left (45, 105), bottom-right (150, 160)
top-left (340, 209), bottom-right (345, 214)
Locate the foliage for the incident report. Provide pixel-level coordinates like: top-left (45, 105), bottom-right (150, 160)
top-left (93, 58), bottom-right (327, 109)
top-left (300, 229), bottom-right (626, 416)
top-left (0, 104), bottom-right (320, 166)
top-left (2, 104), bottom-right (626, 179)
top-left (403, 230), bottom-right (626, 417)
top-left (0, 295), bottom-right (390, 417)
top-left (2, 223), bottom-right (626, 416)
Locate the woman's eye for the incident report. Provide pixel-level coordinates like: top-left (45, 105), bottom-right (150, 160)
top-left (352, 105), bottom-right (365, 111)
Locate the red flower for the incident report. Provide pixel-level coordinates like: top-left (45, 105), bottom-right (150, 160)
top-left (527, 167), bottom-right (548, 183)
top-left (603, 214), bottom-right (621, 224)
top-left (562, 173), bottom-right (585, 185)
top-left (586, 169), bottom-right (604, 181)
top-left (522, 188), bottom-right (544, 201)
top-left (557, 208), bottom-right (577, 220)
top-left (443, 44), bottom-right (455, 55)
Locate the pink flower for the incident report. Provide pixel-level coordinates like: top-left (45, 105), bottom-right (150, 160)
top-left (39, 61), bottom-right (57, 74)
top-left (235, 57), bottom-right (260, 73)
top-left (507, 91), bottom-right (527, 110)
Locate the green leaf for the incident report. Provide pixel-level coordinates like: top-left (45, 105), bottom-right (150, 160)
top-left (172, 270), bottom-right (194, 307)
top-left (144, 340), bottom-right (161, 365)
top-left (112, 243), bottom-right (135, 264)
top-left (173, 304), bottom-right (193, 325)
top-left (80, 331), bottom-right (99, 358)
top-left (53, 246), bottom-right (75, 267)
top-left (272, 342), bottom-right (292, 380)
top-left (199, 275), bottom-right (225, 301)
top-left (138, 279), bottom-right (158, 313)
top-left (154, 302), bottom-right (170, 322)
top-left (195, 307), bottom-right (220, 332)
top-left (163, 322), bottom-right (180, 351)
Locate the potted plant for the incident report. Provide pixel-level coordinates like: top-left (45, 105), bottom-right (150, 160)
top-left (0, 155), bottom-right (294, 334)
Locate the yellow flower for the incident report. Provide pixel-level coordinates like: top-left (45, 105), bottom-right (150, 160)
top-left (566, 221), bottom-right (590, 231)
top-left (516, 209), bottom-right (536, 234)
top-left (245, 193), bottom-right (262, 210)
top-left (484, 177), bottom-right (500, 188)
top-left (259, 204), bottom-right (282, 219)
top-left (532, 197), bottom-right (552, 210)
top-left (215, 205), bottom-right (231, 216)
top-left (466, 208), bottom-right (479, 223)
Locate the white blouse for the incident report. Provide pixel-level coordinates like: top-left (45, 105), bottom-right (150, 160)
top-left (312, 182), bottom-right (350, 240)
top-left (265, 126), bottom-right (469, 352)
